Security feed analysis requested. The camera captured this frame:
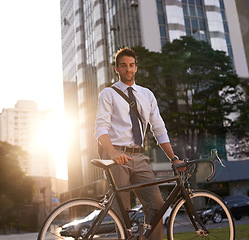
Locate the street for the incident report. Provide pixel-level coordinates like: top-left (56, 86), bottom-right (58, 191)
top-left (0, 217), bottom-right (248, 240)
top-left (0, 233), bottom-right (38, 240)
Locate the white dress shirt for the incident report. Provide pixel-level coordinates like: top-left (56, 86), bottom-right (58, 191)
top-left (95, 80), bottom-right (170, 147)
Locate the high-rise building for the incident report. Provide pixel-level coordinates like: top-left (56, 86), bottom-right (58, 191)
top-left (235, 0), bottom-right (249, 73)
top-left (60, 0), bottom-right (249, 197)
top-left (0, 100), bottom-right (56, 177)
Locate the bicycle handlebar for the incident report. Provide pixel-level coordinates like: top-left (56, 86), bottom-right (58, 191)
top-left (173, 149), bottom-right (225, 182)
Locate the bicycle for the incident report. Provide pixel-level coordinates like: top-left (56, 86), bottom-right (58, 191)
top-left (37, 149), bottom-right (235, 240)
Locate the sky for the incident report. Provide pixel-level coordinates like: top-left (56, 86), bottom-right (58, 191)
top-left (0, 1), bottom-right (68, 179)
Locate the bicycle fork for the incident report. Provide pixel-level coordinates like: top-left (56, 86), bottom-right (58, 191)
top-left (182, 190), bottom-right (209, 236)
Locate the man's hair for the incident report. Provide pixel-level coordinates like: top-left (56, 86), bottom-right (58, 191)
top-left (115, 47), bottom-right (137, 68)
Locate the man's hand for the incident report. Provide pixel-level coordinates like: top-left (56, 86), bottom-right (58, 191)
top-left (98, 135), bottom-right (132, 165)
top-left (110, 151), bottom-right (133, 165)
top-left (172, 159), bottom-right (186, 172)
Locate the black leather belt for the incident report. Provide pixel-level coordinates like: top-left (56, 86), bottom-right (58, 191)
top-left (113, 145), bottom-right (145, 153)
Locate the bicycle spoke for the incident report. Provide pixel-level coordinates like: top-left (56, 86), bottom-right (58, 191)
top-left (167, 191), bottom-right (235, 240)
top-left (37, 199), bottom-right (125, 240)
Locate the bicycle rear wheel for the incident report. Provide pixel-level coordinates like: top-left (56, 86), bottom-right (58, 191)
top-left (167, 190), bottom-right (235, 240)
top-left (37, 198), bottom-right (126, 240)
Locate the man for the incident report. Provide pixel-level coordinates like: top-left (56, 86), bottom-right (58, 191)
top-left (95, 47), bottom-right (183, 239)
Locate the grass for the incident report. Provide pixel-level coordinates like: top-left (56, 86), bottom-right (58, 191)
top-left (235, 224), bottom-right (249, 240)
top-left (164, 224), bottom-right (249, 240)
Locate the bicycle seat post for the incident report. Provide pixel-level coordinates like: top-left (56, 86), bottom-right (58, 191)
top-left (105, 168), bottom-right (119, 192)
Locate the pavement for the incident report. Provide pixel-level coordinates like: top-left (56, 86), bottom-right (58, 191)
top-left (0, 217), bottom-right (248, 240)
top-left (0, 233), bottom-right (38, 240)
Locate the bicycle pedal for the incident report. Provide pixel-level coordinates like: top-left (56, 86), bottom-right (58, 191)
top-left (143, 223), bottom-right (151, 230)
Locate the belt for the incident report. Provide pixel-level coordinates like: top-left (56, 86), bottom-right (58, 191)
top-left (113, 145), bottom-right (145, 154)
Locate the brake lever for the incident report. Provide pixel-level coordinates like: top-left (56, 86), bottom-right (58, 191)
top-left (214, 150), bottom-right (225, 168)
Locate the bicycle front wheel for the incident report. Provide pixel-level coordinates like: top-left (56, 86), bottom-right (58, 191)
top-left (167, 190), bottom-right (235, 240)
top-left (37, 198), bottom-right (126, 240)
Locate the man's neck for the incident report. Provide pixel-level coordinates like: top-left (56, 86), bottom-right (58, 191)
top-left (120, 79), bottom-right (135, 86)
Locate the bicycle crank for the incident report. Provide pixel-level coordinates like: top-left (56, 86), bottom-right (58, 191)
top-left (196, 229), bottom-right (209, 236)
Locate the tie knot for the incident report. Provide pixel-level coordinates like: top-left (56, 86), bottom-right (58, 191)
top-left (128, 87), bottom-right (133, 92)
top-left (127, 87), bottom-right (136, 100)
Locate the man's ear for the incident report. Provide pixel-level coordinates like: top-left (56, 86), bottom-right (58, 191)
top-left (115, 66), bottom-right (119, 73)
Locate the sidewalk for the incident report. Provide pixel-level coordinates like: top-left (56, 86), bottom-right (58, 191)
top-left (0, 233), bottom-right (38, 240)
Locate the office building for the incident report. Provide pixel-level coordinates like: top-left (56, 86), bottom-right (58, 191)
top-left (0, 100), bottom-right (56, 177)
top-left (235, 0), bottom-right (249, 74)
top-left (60, 0), bottom-right (249, 197)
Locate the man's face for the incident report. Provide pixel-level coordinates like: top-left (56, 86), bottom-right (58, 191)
top-left (115, 56), bottom-right (137, 85)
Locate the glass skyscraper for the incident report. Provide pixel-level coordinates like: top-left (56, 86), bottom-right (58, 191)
top-left (60, 0), bottom-right (248, 198)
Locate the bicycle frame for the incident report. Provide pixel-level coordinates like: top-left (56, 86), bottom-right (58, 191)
top-left (36, 149), bottom-right (234, 240)
top-left (89, 149), bottom-right (221, 239)
top-left (85, 169), bottom-right (203, 239)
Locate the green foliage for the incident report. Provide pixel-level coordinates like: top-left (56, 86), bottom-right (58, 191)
top-left (229, 78), bottom-right (249, 157)
top-left (231, 78), bottom-right (249, 138)
top-left (0, 141), bottom-right (34, 226)
top-left (163, 224), bottom-right (249, 239)
top-left (132, 36), bottom-right (243, 159)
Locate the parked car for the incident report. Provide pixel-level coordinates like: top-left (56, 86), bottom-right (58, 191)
top-left (60, 209), bottom-right (116, 238)
top-left (198, 195), bottom-right (249, 223)
top-left (224, 195), bottom-right (249, 220)
top-left (60, 204), bottom-right (172, 238)
top-left (163, 205), bottom-right (172, 226)
top-left (128, 204), bottom-right (144, 233)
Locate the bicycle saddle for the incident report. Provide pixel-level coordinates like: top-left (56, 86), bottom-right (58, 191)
top-left (91, 159), bottom-right (116, 169)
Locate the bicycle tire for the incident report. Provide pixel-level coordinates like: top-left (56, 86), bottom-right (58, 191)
top-left (37, 198), bottom-right (126, 240)
top-left (167, 190), bottom-right (235, 240)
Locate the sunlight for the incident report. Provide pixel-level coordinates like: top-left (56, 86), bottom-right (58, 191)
top-left (36, 111), bottom-right (70, 180)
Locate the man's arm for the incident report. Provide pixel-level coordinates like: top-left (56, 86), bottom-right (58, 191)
top-left (98, 134), bottom-right (132, 165)
top-left (159, 142), bottom-right (186, 171)
top-left (159, 142), bottom-right (175, 160)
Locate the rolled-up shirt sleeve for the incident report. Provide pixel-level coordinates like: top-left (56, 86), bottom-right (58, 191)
top-left (95, 89), bottom-right (113, 140)
top-left (149, 93), bottom-right (170, 144)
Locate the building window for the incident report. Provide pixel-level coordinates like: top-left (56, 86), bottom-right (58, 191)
top-left (181, 0), bottom-right (208, 42)
top-left (156, 0), bottom-right (168, 47)
top-left (219, 0), bottom-right (234, 61)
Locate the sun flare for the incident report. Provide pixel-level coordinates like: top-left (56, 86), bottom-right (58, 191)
top-left (36, 111), bottom-right (70, 180)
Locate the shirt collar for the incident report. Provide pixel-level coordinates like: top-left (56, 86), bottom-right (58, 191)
top-left (116, 80), bottom-right (138, 92)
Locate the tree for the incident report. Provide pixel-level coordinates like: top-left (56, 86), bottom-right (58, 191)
top-left (133, 36), bottom-right (242, 160)
top-left (228, 77), bottom-right (249, 158)
top-left (0, 141), bottom-right (34, 229)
